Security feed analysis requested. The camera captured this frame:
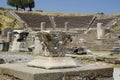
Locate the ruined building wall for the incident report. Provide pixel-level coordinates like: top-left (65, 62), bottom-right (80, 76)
top-left (71, 29), bottom-right (120, 50)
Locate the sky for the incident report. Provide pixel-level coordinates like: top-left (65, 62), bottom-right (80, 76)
top-left (0, 0), bottom-right (120, 14)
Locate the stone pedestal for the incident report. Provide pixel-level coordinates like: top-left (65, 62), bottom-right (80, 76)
top-left (0, 63), bottom-right (113, 80)
top-left (27, 57), bottom-right (77, 69)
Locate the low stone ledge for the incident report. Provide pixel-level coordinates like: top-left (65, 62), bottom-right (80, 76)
top-left (95, 56), bottom-right (105, 61)
top-left (104, 58), bottom-right (120, 64)
top-left (66, 54), bottom-right (120, 64)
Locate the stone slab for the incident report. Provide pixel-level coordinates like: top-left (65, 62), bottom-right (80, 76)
top-left (0, 63), bottom-right (113, 80)
top-left (113, 68), bottom-right (120, 80)
top-left (27, 57), bottom-right (77, 69)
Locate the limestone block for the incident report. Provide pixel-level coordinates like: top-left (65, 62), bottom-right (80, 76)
top-left (27, 57), bottom-right (77, 69)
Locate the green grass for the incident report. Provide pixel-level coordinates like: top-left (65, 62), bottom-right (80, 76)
top-left (113, 64), bottom-right (120, 68)
top-left (80, 60), bottom-right (95, 64)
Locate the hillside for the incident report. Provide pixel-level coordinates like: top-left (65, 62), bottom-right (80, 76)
top-left (0, 10), bottom-right (20, 31)
top-left (0, 8), bottom-right (120, 31)
top-left (1, 7), bottom-right (120, 17)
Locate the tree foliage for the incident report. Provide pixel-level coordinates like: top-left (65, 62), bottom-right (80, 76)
top-left (7, 0), bottom-right (35, 11)
top-left (7, 0), bottom-right (21, 10)
top-left (20, 0), bottom-right (29, 10)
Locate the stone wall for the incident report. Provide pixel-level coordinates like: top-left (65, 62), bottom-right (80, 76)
top-left (70, 30), bottom-right (120, 50)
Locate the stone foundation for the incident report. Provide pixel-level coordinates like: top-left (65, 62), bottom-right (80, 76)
top-left (0, 63), bottom-right (113, 80)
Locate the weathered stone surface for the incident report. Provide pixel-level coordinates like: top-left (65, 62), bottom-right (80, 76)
top-left (66, 54), bottom-right (96, 61)
top-left (95, 56), bottom-right (105, 61)
top-left (97, 23), bottom-right (105, 39)
top-left (66, 54), bottom-right (120, 64)
top-left (114, 68), bottom-right (120, 80)
top-left (27, 57), bottom-right (77, 69)
top-left (10, 30), bottom-right (29, 52)
top-left (105, 58), bottom-right (120, 64)
top-left (35, 32), bottom-right (71, 57)
top-left (0, 63), bottom-right (113, 80)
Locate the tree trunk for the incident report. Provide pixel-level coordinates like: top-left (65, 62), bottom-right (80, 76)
top-left (29, 7), bottom-right (32, 11)
top-left (16, 6), bottom-right (18, 10)
top-left (23, 8), bottom-right (25, 11)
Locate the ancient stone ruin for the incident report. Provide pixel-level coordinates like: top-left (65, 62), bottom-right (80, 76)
top-left (27, 31), bottom-right (78, 69)
top-left (33, 32), bottom-right (71, 57)
top-left (0, 11), bottom-right (117, 80)
top-left (10, 30), bottom-right (29, 52)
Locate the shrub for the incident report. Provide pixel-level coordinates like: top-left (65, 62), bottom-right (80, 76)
top-left (0, 23), bottom-right (2, 27)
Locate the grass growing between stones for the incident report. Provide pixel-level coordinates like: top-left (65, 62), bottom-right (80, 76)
top-left (112, 64), bottom-right (120, 68)
top-left (79, 59), bottom-right (120, 68)
top-left (92, 50), bottom-right (120, 58)
top-left (73, 51), bottom-right (120, 68)
top-left (80, 60), bottom-right (95, 64)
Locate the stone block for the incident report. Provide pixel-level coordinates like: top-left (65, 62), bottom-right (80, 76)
top-left (105, 58), bottom-right (117, 64)
top-left (95, 56), bottom-right (105, 61)
top-left (0, 63), bottom-right (113, 80)
top-left (27, 57), bottom-right (77, 69)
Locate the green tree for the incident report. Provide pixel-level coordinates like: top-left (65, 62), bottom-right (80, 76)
top-left (20, 0), bottom-right (29, 11)
top-left (7, 0), bottom-right (21, 10)
top-left (28, 0), bottom-right (35, 11)
top-left (7, 0), bottom-right (35, 11)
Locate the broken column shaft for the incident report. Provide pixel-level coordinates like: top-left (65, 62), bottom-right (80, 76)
top-left (97, 23), bottom-right (105, 39)
top-left (41, 22), bottom-right (46, 31)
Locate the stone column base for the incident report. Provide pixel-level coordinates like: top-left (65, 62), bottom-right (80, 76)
top-left (27, 57), bottom-right (78, 69)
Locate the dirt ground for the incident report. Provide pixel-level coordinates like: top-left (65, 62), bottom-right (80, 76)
top-left (0, 74), bottom-right (21, 80)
